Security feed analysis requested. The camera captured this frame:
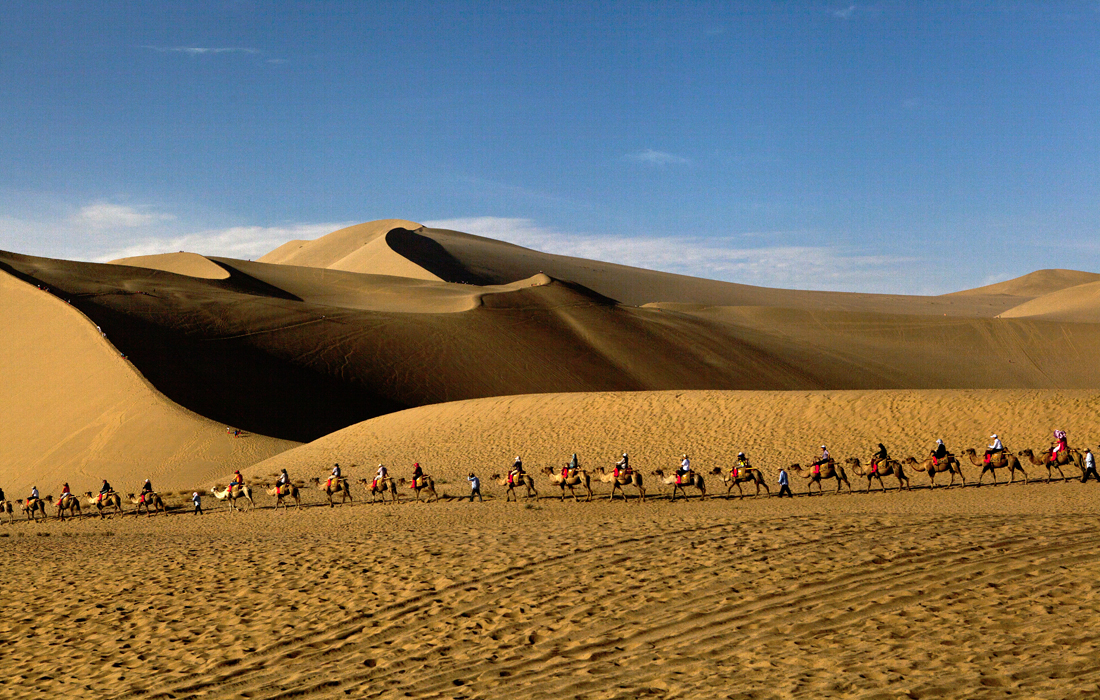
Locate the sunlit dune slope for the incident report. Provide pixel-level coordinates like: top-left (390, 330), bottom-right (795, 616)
top-left (0, 270), bottom-right (297, 496)
top-left (258, 219), bottom-right (437, 280)
top-left (945, 269), bottom-right (1100, 298)
top-left (998, 279), bottom-right (1100, 323)
top-left (108, 252), bottom-right (230, 280)
top-left (247, 389), bottom-right (1100, 487)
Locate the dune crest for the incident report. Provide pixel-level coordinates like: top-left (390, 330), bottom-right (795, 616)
top-left (946, 269), bottom-right (1100, 298)
top-left (0, 270), bottom-right (297, 495)
top-left (258, 219), bottom-right (438, 280)
top-left (998, 279), bottom-right (1100, 322)
top-left (108, 251), bottom-right (230, 279)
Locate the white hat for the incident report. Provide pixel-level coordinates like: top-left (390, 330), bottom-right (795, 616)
top-left (936, 439), bottom-right (943, 445)
top-left (821, 445), bottom-right (827, 449)
top-left (991, 434), bottom-right (998, 439)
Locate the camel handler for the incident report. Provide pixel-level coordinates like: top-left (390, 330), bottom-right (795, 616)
top-left (326, 463), bottom-right (342, 491)
top-left (984, 434), bottom-right (1004, 464)
top-left (468, 473), bottom-right (483, 502)
top-left (1051, 430), bottom-right (1069, 465)
top-left (1084, 448), bottom-right (1099, 484)
top-left (192, 491), bottom-right (203, 515)
top-left (777, 467), bottom-right (793, 498)
top-left (410, 462), bottom-right (424, 489)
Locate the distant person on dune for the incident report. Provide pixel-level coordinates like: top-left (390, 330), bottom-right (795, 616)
top-left (0, 486), bottom-right (5, 502)
top-left (777, 467), bottom-right (792, 497)
top-left (468, 472), bottom-right (482, 502)
top-left (192, 491), bottom-right (203, 515)
top-left (985, 434), bottom-right (1004, 464)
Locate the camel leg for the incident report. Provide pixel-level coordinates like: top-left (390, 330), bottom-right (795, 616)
top-left (737, 482), bottom-right (745, 500)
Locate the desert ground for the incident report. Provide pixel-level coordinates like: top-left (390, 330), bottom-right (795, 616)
top-left (5, 219), bottom-right (1100, 698)
top-left (3, 480), bottom-right (1100, 700)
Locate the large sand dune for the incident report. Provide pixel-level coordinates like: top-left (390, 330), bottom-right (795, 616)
top-left (0, 270), bottom-right (297, 496)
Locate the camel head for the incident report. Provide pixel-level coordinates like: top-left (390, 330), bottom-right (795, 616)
top-left (710, 467), bottom-right (723, 475)
top-left (652, 469), bottom-right (666, 477)
top-left (962, 448), bottom-right (977, 456)
top-left (1019, 448), bottom-right (1034, 457)
top-left (845, 457), bottom-right (860, 466)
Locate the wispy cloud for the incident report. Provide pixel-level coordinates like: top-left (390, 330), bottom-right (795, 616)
top-left (75, 203), bottom-right (175, 229)
top-left (92, 223), bottom-right (352, 262)
top-left (625, 149), bottom-right (691, 166)
top-left (833, 4), bottom-right (857, 19)
top-left (142, 46), bottom-right (260, 56)
top-left (423, 216), bottom-right (915, 293)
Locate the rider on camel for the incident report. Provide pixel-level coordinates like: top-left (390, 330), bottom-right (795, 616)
top-left (931, 439), bottom-right (949, 465)
top-left (677, 454), bottom-right (691, 485)
top-left (734, 452), bottom-right (750, 478)
top-left (275, 468), bottom-right (290, 495)
top-left (871, 443), bottom-right (889, 474)
top-left (563, 453), bottom-right (580, 481)
top-left (228, 470), bottom-right (245, 495)
top-left (509, 456), bottom-right (524, 485)
top-left (371, 464), bottom-right (387, 491)
top-left (326, 463), bottom-right (341, 491)
top-left (812, 446), bottom-right (831, 475)
top-left (984, 434), bottom-right (1004, 464)
top-left (139, 478), bottom-right (154, 505)
top-left (28, 485), bottom-right (39, 507)
top-left (1051, 430), bottom-right (1069, 465)
top-left (98, 479), bottom-right (113, 504)
top-left (614, 453), bottom-right (631, 479)
top-left (57, 482), bottom-right (72, 506)
top-left (410, 462), bottom-right (423, 489)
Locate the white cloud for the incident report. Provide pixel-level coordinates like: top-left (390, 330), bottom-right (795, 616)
top-left (423, 217), bottom-right (915, 293)
top-left (625, 149), bottom-right (691, 166)
top-left (75, 203), bottom-right (174, 229)
top-left (833, 4), bottom-right (857, 19)
top-left (143, 46), bottom-right (260, 55)
top-left (91, 223), bottom-right (352, 262)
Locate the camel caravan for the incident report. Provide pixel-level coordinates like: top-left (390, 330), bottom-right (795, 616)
top-left (3, 432), bottom-right (1097, 522)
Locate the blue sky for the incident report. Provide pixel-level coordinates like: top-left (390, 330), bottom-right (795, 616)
top-left (2, 1), bottom-right (1098, 294)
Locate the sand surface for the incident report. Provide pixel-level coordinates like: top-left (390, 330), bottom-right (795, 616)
top-left (0, 270), bottom-right (297, 495)
top-left (248, 389), bottom-right (1100, 490)
top-left (4, 481), bottom-right (1100, 699)
top-left (108, 252), bottom-right (231, 280)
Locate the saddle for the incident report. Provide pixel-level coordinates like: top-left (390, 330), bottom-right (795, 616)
top-left (413, 476), bottom-right (428, 488)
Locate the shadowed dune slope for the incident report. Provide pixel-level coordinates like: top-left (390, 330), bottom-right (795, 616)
top-left (258, 219), bottom-right (437, 280)
top-left (0, 270), bottom-right (297, 495)
top-left (247, 389), bottom-right (1100, 487)
top-left (108, 252), bottom-right (230, 279)
top-left (5, 243), bottom-right (1100, 447)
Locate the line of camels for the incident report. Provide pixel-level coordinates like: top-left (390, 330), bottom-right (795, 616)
top-left (1, 443), bottom-right (1089, 523)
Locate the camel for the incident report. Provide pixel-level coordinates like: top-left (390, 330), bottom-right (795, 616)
top-left (266, 484), bottom-right (301, 510)
top-left (409, 475), bottom-right (439, 502)
top-left (56, 494), bottom-right (82, 521)
top-left (846, 457), bottom-right (910, 492)
top-left (597, 467), bottom-right (645, 502)
top-left (127, 492), bottom-right (167, 516)
top-left (357, 477), bottom-right (400, 504)
top-left (710, 466), bottom-right (770, 499)
top-left (789, 461), bottom-right (852, 495)
top-left (1019, 447), bottom-right (1083, 483)
top-left (1, 500), bottom-right (13, 525)
top-left (903, 454), bottom-right (966, 488)
top-left (652, 469), bottom-right (706, 501)
top-left (210, 484), bottom-right (255, 511)
top-left (22, 497), bottom-right (47, 522)
top-left (541, 466), bottom-right (593, 502)
top-left (962, 448), bottom-right (1028, 486)
top-left (495, 472), bottom-right (538, 502)
top-left (84, 491), bottom-right (124, 518)
top-left (322, 477), bottom-right (353, 507)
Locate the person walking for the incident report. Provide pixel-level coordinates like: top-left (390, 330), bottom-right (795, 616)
top-left (1084, 448), bottom-right (1099, 483)
top-left (192, 491), bottom-right (203, 515)
top-left (777, 467), bottom-right (793, 498)
top-left (468, 472), bottom-right (483, 502)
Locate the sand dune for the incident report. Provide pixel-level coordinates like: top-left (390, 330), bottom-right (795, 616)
top-left (258, 219), bottom-right (436, 279)
top-left (998, 279), bottom-right (1100, 323)
top-left (247, 389), bottom-right (1100, 490)
top-left (108, 251), bottom-right (230, 279)
top-left (946, 268), bottom-right (1100, 298)
top-left (0, 270), bottom-right (297, 496)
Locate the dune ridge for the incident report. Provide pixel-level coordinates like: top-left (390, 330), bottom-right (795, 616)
top-left (107, 251), bottom-right (230, 279)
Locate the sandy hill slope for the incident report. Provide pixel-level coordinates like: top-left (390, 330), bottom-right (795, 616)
top-left (5, 238), bottom-right (1100, 449)
top-left (0, 269), bottom-right (297, 496)
top-left (108, 252), bottom-right (230, 279)
top-left (258, 219), bottom-right (436, 280)
top-left (997, 279), bottom-right (1100, 323)
top-left (247, 389), bottom-right (1100, 488)
top-left (945, 269), bottom-right (1100, 298)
